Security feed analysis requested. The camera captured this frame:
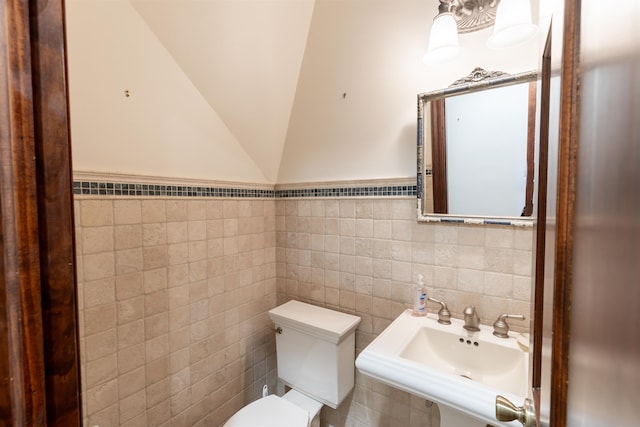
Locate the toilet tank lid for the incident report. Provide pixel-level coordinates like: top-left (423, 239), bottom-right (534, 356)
top-left (268, 300), bottom-right (361, 344)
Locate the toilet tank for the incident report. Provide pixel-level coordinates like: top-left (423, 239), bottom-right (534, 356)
top-left (268, 300), bottom-right (361, 409)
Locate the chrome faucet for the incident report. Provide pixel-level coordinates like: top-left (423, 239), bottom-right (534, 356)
top-left (463, 305), bottom-right (480, 332)
top-left (492, 314), bottom-right (526, 338)
top-left (427, 297), bottom-right (451, 325)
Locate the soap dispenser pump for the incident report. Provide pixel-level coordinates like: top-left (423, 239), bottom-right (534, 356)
top-left (412, 274), bottom-right (427, 317)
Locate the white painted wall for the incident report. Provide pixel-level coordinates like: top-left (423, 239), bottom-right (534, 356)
top-left (277, 0), bottom-right (540, 183)
top-left (128, 0), bottom-right (315, 182)
top-left (66, 0), bottom-right (270, 182)
top-left (66, 0), bottom-right (541, 185)
top-left (66, 0), bottom-right (314, 184)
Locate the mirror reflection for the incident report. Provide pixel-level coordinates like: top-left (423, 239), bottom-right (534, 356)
top-left (417, 68), bottom-right (538, 223)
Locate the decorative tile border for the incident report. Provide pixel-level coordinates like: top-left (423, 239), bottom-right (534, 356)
top-left (73, 181), bottom-right (274, 198)
top-left (276, 185), bottom-right (416, 198)
top-left (72, 176), bottom-right (417, 199)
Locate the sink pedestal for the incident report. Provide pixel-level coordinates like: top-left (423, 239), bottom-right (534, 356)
top-left (439, 402), bottom-right (492, 427)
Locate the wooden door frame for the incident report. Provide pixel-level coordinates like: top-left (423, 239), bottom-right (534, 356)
top-left (548, 0), bottom-right (581, 425)
top-left (0, 0), bottom-right (81, 425)
top-left (531, 1), bottom-right (582, 426)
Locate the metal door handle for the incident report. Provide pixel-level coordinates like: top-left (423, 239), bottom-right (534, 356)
top-left (495, 395), bottom-right (536, 427)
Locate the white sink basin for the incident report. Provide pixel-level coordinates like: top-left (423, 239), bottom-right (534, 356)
top-left (356, 310), bottom-right (529, 427)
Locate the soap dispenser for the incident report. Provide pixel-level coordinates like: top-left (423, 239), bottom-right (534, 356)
top-left (412, 274), bottom-right (427, 317)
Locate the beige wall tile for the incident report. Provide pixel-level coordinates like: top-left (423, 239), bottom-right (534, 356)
top-left (143, 223), bottom-right (167, 246)
top-left (76, 189), bottom-right (529, 427)
top-left (166, 200), bottom-right (187, 221)
top-left (116, 272), bottom-right (144, 301)
top-left (373, 220), bottom-right (392, 240)
top-left (147, 400), bottom-right (171, 426)
top-left (391, 199), bottom-right (413, 220)
top-left (83, 252), bottom-right (115, 281)
top-left (206, 200), bottom-right (223, 219)
top-left (145, 312), bottom-right (169, 340)
top-left (168, 243), bottom-right (189, 265)
top-left (223, 200), bottom-right (239, 218)
top-left (483, 247), bottom-right (515, 274)
top-left (84, 304), bottom-right (116, 336)
top-left (115, 224), bottom-right (143, 250)
top-left (146, 356), bottom-right (170, 385)
top-left (391, 220), bottom-right (412, 241)
top-left (458, 225), bottom-right (485, 246)
top-left (113, 200), bottom-right (141, 225)
top-left (411, 242), bottom-right (434, 265)
top-left (142, 200), bottom-right (166, 223)
top-left (118, 343), bottom-right (145, 374)
top-left (168, 264), bottom-right (189, 288)
top-left (485, 227), bottom-right (514, 248)
top-left (513, 275), bottom-right (532, 301)
top-left (457, 269), bottom-right (484, 294)
top-left (117, 295), bottom-right (145, 325)
top-left (119, 390), bottom-right (146, 427)
top-left (116, 248), bottom-right (143, 275)
top-left (86, 403), bottom-right (119, 427)
top-left (145, 289), bottom-right (169, 316)
top-left (146, 334), bottom-right (170, 362)
top-left (82, 200), bottom-right (113, 226)
top-left (82, 226), bottom-right (114, 254)
top-left (84, 277), bottom-right (115, 308)
top-left (146, 378), bottom-right (171, 409)
top-left (144, 268), bottom-right (168, 294)
top-left (86, 353), bottom-right (118, 389)
top-left (514, 249), bottom-right (533, 276)
top-left (167, 221), bottom-right (188, 244)
top-left (143, 246), bottom-right (168, 270)
top-left (189, 220), bottom-right (207, 241)
top-left (514, 228), bottom-right (533, 250)
top-left (84, 329), bottom-right (117, 362)
top-left (457, 245), bottom-right (484, 270)
top-left (86, 378), bottom-right (118, 415)
top-left (189, 241), bottom-right (207, 262)
top-left (118, 320), bottom-right (145, 350)
top-left (483, 271), bottom-right (514, 297)
top-left (391, 241), bottom-right (411, 262)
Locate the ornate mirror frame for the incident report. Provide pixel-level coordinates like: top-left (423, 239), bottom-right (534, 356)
top-left (416, 67), bottom-right (539, 226)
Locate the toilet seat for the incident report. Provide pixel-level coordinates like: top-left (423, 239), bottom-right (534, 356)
top-left (223, 394), bottom-right (310, 427)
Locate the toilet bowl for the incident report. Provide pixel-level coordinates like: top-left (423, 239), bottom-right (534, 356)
top-left (223, 300), bottom-right (361, 427)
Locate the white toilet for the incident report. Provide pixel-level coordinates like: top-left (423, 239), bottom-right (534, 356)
top-left (224, 300), bottom-right (361, 427)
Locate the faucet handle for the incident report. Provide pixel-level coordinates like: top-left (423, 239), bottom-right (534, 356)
top-left (492, 314), bottom-right (526, 338)
top-left (427, 297), bottom-right (451, 325)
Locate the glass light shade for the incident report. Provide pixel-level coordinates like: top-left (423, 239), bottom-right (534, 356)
top-left (487, 0), bottom-right (538, 48)
top-left (424, 12), bottom-right (459, 63)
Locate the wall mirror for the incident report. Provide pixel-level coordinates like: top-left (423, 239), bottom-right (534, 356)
top-left (417, 67), bottom-right (539, 225)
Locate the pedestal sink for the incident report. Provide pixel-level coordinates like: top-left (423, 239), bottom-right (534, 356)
top-left (355, 310), bottom-right (529, 427)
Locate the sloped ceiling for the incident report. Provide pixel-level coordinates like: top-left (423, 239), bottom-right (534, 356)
top-left (129, 0), bottom-right (316, 182)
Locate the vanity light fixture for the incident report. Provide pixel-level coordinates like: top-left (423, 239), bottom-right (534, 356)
top-left (487, 0), bottom-right (538, 48)
top-left (424, 0), bottom-right (460, 63)
top-left (424, 0), bottom-right (538, 63)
